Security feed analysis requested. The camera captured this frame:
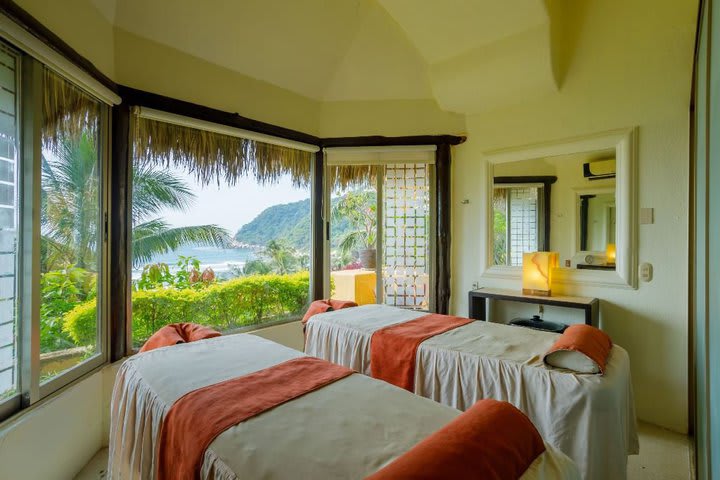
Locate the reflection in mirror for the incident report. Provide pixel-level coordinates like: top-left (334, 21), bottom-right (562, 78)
top-left (578, 192), bottom-right (616, 252)
top-left (491, 149), bottom-right (616, 271)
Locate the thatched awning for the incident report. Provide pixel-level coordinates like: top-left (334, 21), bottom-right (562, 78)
top-left (43, 67), bottom-right (100, 149)
top-left (133, 114), bottom-right (313, 187)
top-left (329, 164), bottom-right (378, 190)
top-left (132, 111), bottom-right (387, 190)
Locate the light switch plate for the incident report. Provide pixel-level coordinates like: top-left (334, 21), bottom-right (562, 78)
top-left (639, 208), bottom-right (654, 225)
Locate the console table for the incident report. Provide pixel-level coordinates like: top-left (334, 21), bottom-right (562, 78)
top-left (468, 288), bottom-right (599, 326)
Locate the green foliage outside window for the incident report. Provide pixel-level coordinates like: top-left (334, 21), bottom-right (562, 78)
top-left (40, 266), bottom-right (96, 352)
top-left (64, 271), bottom-right (310, 349)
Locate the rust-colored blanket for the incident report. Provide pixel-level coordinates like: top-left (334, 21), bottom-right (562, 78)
top-left (370, 313), bottom-right (473, 391)
top-left (157, 357), bottom-right (353, 480)
top-left (366, 399), bottom-right (546, 480)
top-left (139, 323), bottom-right (221, 353)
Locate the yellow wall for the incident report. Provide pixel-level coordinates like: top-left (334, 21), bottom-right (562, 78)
top-left (318, 99), bottom-right (466, 137)
top-left (451, 0), bottom-right (697, 432)
top-left (113, 28), bottom-right (323, 136)
top-left (0, 369), bottom-right (105, 479)
top-left (11, 0), bottom-right (115, 78)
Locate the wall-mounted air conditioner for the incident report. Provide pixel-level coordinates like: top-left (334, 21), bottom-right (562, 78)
top-left (583, 158), bottom-right (616, 180)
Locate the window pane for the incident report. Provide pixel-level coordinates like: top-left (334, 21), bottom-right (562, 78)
top-left (130, 159), bottom-right (310, 350)
top-left (40, 69), bottom-right (102, 382)
top-left (0, 43), bottom-right (18, 401)
top-left (329, 173), bottom-right (378, 305)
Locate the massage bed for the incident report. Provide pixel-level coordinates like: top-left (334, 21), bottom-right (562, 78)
top-left (108, 332), bottom-right (579, 479)
top-left (304, 304), bottom-right (639, 480)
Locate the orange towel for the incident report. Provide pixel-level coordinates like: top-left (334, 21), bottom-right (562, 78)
top-left (543, 324), bottom-right (613, 374)
top-left (301, 298), bottom-right (358, 324)
top-left (370, 313), bottom-right (473, 391)
top-left (157, 357), bottom-right (353, 480)
top-left (366, 399), bottom-right (547, 480)
top-left (139, 323), bottom-right (221, 353)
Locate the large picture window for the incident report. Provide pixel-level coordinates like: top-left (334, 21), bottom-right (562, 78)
top-left (128, 111), bottom-right (314, 350)
top-left (0, 42), bottom-right (109, 421)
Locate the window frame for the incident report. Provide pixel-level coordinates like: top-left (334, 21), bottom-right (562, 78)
top-left (492, 175), bottom-right (557, 267)
top-left (322, 147), bottom-right (438, 311)
top-left (0, 54), bottom-right (110, 422)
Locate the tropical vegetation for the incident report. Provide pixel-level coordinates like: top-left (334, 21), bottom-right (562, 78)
top-left (65, 271), bottom-right (310, 348)
top-left (42, 133), bottom-right (231, 271)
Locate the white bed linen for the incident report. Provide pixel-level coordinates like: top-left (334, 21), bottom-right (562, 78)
top-left (304, 304), bottom-right (639, 480)
top-left (108, 333), bottom-right (579, 480)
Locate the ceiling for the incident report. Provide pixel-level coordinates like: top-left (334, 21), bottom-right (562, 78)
top-left (90, 0), bottom-right (564, 113)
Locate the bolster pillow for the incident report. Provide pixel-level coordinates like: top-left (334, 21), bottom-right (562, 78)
top-left (301, 299), bottom-right (358, 324)
top-left (543, 324), bottom-right (612, 374)
top-left (365, 399), bottom-right (546, 480)
top-left (139, 323), bottom-right (221, 353)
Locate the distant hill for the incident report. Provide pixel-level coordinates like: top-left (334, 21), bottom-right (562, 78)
top-left (234, 198), bottom-right (351, 251)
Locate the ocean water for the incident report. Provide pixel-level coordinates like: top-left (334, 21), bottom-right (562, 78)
top-left (132, 245), bottom-right (257, 279)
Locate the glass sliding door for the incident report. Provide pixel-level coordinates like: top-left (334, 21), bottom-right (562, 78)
top-left (324, 148), bottom-right (435, 311)
top-left (327, 167), bottom-right (379, 305)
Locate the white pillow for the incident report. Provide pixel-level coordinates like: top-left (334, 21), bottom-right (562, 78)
top-left (544, 349), bottom-right (600, 374)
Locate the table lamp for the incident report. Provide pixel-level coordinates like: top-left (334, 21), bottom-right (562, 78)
top-left (522, 251), bottom-right (559, 296)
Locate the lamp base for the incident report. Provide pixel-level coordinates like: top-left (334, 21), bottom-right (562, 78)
top-left (522, 288), bottom-right (551, 297)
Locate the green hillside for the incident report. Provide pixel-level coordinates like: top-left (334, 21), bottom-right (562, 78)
top-left (234, 198), bottom-right (351, 251)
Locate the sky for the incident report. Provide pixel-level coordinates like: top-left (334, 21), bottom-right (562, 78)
top-left (156, 165), bottom-right (310, 234)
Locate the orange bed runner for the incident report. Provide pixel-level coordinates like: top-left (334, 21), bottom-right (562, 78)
top-left (370, 313), bottom-right (473, 391)
top-left (366, 399), bottom-right (546, 480)
top-left (157, 356), bottom-right (353, 480)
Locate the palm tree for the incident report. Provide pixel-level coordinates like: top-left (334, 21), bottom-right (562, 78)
top-left (41, 133), bottom-right (231, 271)
top-left (261, 239), bottom-right (297, 275)
top-left (331, 190), bottom-right (377, 259)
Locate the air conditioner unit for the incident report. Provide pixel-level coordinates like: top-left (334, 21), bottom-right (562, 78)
top-left (583, 158), bottom-right (616, 180)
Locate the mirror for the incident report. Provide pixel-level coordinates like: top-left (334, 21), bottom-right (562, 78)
top-left (482, 128), bottom-right (638, 289)
top-left (491, 150), bottom-right (616, 270)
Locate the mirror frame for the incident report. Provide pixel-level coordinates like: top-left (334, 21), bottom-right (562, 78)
top-left (481, 127), bottom-right (638, 289)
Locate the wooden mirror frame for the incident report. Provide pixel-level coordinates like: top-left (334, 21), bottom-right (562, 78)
top-left (481, 127), bottom-right (638, 289)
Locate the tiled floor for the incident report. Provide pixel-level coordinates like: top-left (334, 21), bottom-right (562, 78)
top-left (74, 422), bottom-right (692, 479)
top-left (627, 422), bottom-right (693, 480)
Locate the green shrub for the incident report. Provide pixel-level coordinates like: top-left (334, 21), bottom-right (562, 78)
top-left (63, 271), bottom-right (310, 348)
top-left (41, 267), bottom-right (96, 352)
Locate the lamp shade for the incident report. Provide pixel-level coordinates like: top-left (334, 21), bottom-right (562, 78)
top-left (522, 252), bottom-right (559, 296)
top-left (605, 243), bottom-right (616, 264)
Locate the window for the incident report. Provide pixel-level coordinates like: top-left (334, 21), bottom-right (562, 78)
top-left (0, 43), bottom-right (109, 421)
top-left (0, 43), bottom-right (19, 406)
top-left (493, 185), bottom-right (541, 266)
top-left (128, 111), bottom-right (313, 350)
top-left (40, 67), bottom-right (105, 385)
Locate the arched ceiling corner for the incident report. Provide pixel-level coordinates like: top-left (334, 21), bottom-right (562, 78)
top-left (377, 0), bottom-right (569, 114)
top-left (86, 0), bottom-right (576, 116)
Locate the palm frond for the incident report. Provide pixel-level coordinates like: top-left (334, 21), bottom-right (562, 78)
top-left (132, 219), bottom-right (231, 266)
top-left (131, 164), bottom-right (197, 224)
